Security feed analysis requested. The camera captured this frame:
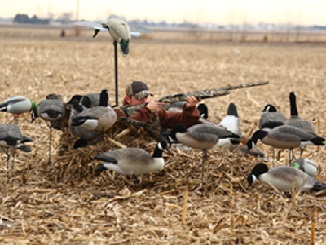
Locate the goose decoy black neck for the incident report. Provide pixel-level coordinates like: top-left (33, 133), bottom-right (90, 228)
top-left (99, 90), bottom-right (109, 107)
top-left (152, 141), bottom-right (170, 157)
top-left (168, 124), bottom-right (187, 142)
top-left (227, 103), bottom-right (238, 117)
top-left (289, 92), bottom-right (299, 116)
top-left (250, 130), bottom-right (268, 144)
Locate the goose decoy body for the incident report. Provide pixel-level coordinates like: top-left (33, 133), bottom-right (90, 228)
top-left (0, 124), bottom-right (33, 178)
top-left (248, 163), bottom-right (326, 194)
top-left (168, 124), bottom-right (239, 195)
top-left (0, 95), bottom-right (37, 118)
top-left (291, 158), bottom-right (319, 177)
top-left (71, 90), bottom-right (117, 131)
top-left (216, 103), bottom-right (241, 150)
top-left (286, 92), bottom-right (316, 157)
top-left (286, 92), bottom-right (315, 134)
top-left (247, 126), bottom-right (324, 155)
top-left (95, 141), bottom-right (170, 184)
top-left (259, 104), bottom-right (286, 131)
top-left (67, 97), bottom-right (102, 148)
top-left (34, 94), bottom-right (65, 122)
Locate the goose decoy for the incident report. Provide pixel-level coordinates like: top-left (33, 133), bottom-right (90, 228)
top-left (0, 95), bottom-right (37, 122)
top-left (236, 136), bottom-right (268, 161)
top-left (291, 158), bottom-right (319, 177)
top-left (216, 103), bottom-right (241, 150)
top-left (168, 124), bottom-right (239, 195)
top-left (71, 90), bottom-right (117, 132)
top-left (248, 163), bottom-right (326, 195)
top-left (74, 18), bottom-right (150, 106)
top-left (259, 104), bottom-right (286, 131)
top-left (247, 125), bottom-right (324, 164)
top-left (32, 93), bottom-right (66, 163)
top-left (286, 92), bottom-right (316, 156)
top-left (0, 124), bottom-right (33, 179)
top-left (67, 96), bottom-right (102, 149)
top-left (94, 141), bottom-right (170, 184)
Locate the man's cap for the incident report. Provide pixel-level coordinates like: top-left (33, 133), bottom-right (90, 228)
top-left (126, 81), bottom-right (153, 99)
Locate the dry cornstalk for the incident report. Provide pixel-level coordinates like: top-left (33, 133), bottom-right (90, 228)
top-left (182, 189), bottom-right (188, 228)
top-left (311, 206), bottom-right (316, 245)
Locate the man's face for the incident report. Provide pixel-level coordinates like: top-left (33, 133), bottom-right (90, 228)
top-left (129, 95), bottom-right (149, 106)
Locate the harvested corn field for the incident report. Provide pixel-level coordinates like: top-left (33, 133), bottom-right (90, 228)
top-left (1, 26), bottom-right (326, 244)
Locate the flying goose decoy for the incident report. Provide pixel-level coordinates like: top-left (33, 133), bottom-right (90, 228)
top-left (94, 141), bottom-right (170, 184)
top-left (0, 95), bottom-right (37, 122)
top-left (74, 18), bottom-right (150, 106)
top-left (259, 104), bottom-right (286, 132)
top-left (71, 90), bottom-right (117, 132)
top-left (291, 158), bottom-right (319, 177)
top-left (247, 125), bottom-right (325, 164)
top-left (215, 103), bottom-right (241, 150)
top-left (286, 92), bottom-right (316, 156)
top-left (32, 93), bottom-right (66, 163)
top-left (168, 124), bottom-right (239, 195)
top-left (248, 163), bottom-right (326, 195)
top-left (0, 124), bottom-right (33, 178)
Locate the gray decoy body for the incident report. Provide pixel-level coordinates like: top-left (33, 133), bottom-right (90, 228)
top-left (248, 163), bottom-right (326, 193)
top-left (0, 95), bottom-right (37, 116)
top-left (71, 90), bottom-right (117, 131)
top-left (259, 104), bottom-right (286, 131)
top-left (0, 124), bottom-right (33, 152)
top-left (35, 94), bottom-right (66, 122)
top-left (95, 141), bottom-right (170, 182)
top-left (247, 125), bottom-right (324, 151)
top-left (216, 103), bottom-right (241, 150)
top-left (291, 158), bottom-right (319, 177)
top-left (67, 97), bottom-right (102, 147)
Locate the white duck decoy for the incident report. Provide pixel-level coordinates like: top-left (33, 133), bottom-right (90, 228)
top-left (0, 124), bottom-right (33, 178)
top-left (0, 95), bottom-right (37, 121)
top-left (94, 141), bottom-right (170, 184)
top-left (248, 163), bottom-right (326, 195)
top-left (168, 124), bottom-right (239, 195)
top-left (291, 158), bottom-right (319, 177)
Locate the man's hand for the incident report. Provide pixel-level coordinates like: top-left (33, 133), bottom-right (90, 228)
top-left (185, 96), bottom-right (200, 107)
top-left (146, 101), bottom-right (169, 113)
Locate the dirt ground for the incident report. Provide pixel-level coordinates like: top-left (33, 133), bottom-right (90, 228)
top-left (1, 26), bottom-right (326, 244)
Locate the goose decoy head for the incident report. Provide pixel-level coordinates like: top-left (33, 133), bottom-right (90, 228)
top-left (157, 140), bottom-right (171, 153)
top-left (197, 103), bottom-right (208, 119)
top-left (247, 163), bottom-right (269, 188)
top-left (262, 104), bottom-right (277, 112)
top-left (168, 124), bottom-right (187, 143)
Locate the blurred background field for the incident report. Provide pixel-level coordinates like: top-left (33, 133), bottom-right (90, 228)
top-left (1, 26), bottom-right (326, 244)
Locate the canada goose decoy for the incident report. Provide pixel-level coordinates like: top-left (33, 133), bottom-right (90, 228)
top-left (95, 141), bottom-right (170, 184)
top-left (74, 18), bottom-right (150, 106)
top-left (216, 103), bottom-right (241, 150)
top-left (71, 90), bottom-right (117, 132)
top-left (259, 104), bottom-right (286, 131)
top-left (236, 136), bottom-right (268, 161)
top-left (291, 158), bottom-right (319, 177)
top-left (67, 97), bottom-right (102, 149)
top-left (248, 163), bottom-right (326, 195)
top-left (247, 126), bottom-right (324, 164)
top-left (168, 124), bottom-right (239, 195)
top-left (32, 93), bottom-right (66, 163)
top-left (286, 92), bottom-right (316, 156)
top-left (0, 124), bottom-right (33, 179)
top-left (0, 95), bottom-right (37, 123)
